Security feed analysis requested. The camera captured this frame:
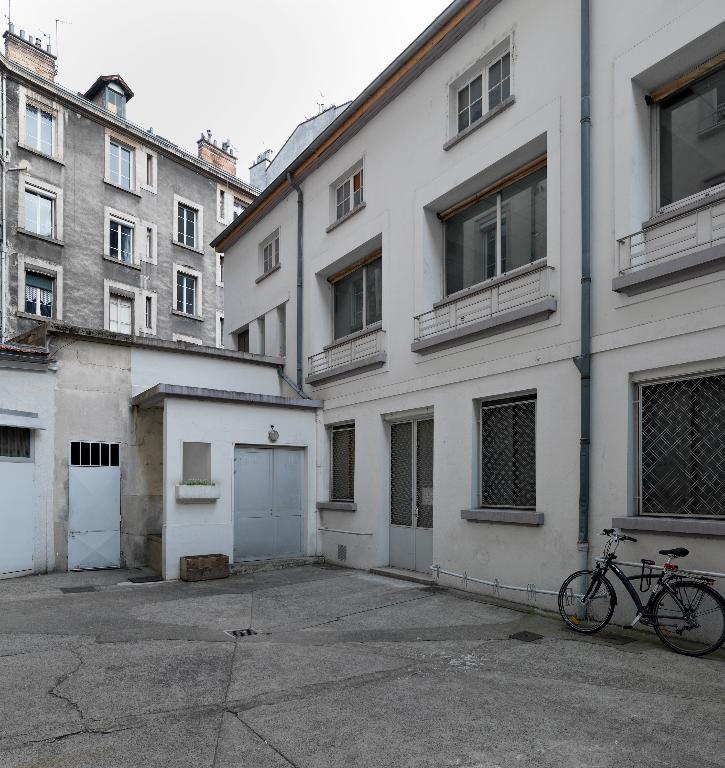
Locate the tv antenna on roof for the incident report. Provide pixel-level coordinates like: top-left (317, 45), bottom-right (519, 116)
top-left (55, 18), bottom-right (71, 61)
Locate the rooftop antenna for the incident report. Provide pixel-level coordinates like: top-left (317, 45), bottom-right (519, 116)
top-left (55, 18), bottom-right (70, 62)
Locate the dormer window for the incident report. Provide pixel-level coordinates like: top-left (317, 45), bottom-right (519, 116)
top-left (106, 84), bottom-right (126, 119)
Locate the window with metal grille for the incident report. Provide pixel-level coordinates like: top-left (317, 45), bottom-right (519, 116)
top-left (0, 426), bottom-right (31, 459)
top-left (25, 271), bottom-right (54, 317)
top-left (480, 396), bottom-right (536, 508)
top-left (331, 424), bottom-right (355, 502)
top-left (69, 441), bottom-right (119, 467)
top-left (639, 374), bottom-right (725, 517)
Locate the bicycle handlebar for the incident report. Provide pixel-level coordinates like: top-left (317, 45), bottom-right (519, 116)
top-left (600, 528), bottom-right (637, 543)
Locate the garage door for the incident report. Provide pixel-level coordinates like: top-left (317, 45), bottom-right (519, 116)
top-left (233, 446), bottom-right (304, 561)
top-left (0, 426), bottom-right (34, 578)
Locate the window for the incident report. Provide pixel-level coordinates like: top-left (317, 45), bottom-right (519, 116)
top-left (145, 296), bottom-right (153, 330)
top-left (146, 153), bottom-right (154, 187)
top-left (258, 315), bottom-right (266, 355)
top-left (145, 227), bottom-right (153, 262)
top-left (24, 189), bottom-right (54, 237)
top-left (237, 327), bottom-right (249, 353)
top-left (335, 168), bottom-right (364, 220)
top-left (638, 374), bottom-right (725, 517)
top-left (24, 271), bottom-right (54, 317)
top-left (659, 66), bottom-right (725, 208)
top-left (109, 219), bottom-right (133, 263)
top-left (458, 74), bottom-right (483, 133)
top-left (106, 86), bottom-right (126, 119)
top-left (70, 441), bottom-right (119, 467)
top-left (333, 256), bottom-right (382, 340)
top-left (0, 426), bottom-right (31, 459)
top-left (480, 396), bottom-right (536, 509)
top-left (109, 140), bottom-right (132, 189)
top-left (108, 293), bottom-right (133, 334)
top-left (176, 271), bottom-right (196, 315)
top-left (262, 232), bottom-right (279, 274)
top-left (444, 165), bottom-right (546, 296)
top-left (331, 424), bottom-right (355, 502)
top-left (233, 197), bottom-right (245, 218)
top-left (217, 253), bottom-right (224, 286)
top-left (25, 103), bottom-right (53, 155)
top-left (177, 203), bottom-right (198, 249)
top-left (487, 52), bottom-right (511, 111)
top-left (217, 315), bottom-right (224, 348)
top-left (218, 189), bottom-right (226, 221)
top-left (182, 442), bottom-right (211, 483)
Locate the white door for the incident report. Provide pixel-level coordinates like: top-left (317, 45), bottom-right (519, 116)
top-left (0, 426), bottom-right (34, 577)
top-left (68, 441), bottom-right (121, 569)
top-left (109, 294), bottom-right (132, 334)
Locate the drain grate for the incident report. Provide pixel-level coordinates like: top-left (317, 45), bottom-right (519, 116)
top-left (509, 630), bottom-right (543, 643)
top-left (224, 628), bottom-right (258, 638)
top-left (60, 586), bottom-right (96, 594)
top-left (128, 575), bottom-right (163, 584)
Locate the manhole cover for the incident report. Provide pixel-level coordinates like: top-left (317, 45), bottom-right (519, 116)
top-left (224, 628), bottom-right (257, 638)
top-left (128, 576), bottom-right (163, 584)
top-left (509, 630), bottom-right (543, 643)
top-left (60, 586), bottom-right (96, 594)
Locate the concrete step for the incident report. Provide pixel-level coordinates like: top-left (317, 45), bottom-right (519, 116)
top-left (230, 556), bottom-right (324, 575)
top-left (368, 566), bottom-right (436, 586)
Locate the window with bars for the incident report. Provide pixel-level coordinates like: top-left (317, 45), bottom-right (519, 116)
top-left (177, 203), bottom-right (198, 248)
top-left (335, 168), bottom-right (363, 220)
top-left (25, 103), bottom-right (54, 155)
top-left (24, 271), bottom-right (54, 317)
top-left (109, 219), bottom-right (133, 263)
top-left (262, 232), bottom-right (279, 274)
top-left (331, 424), bottom-right (355, 502)
top-left (332, 256), bottom-right (382, 340)
top-left (109, 140), bottom-right (132, 189)
top-left (25, 188), bottom-right (54, 237)
top-left (444, 165), bottom-right (546, 296)
top-left (176, 271), bottom-right (196, 315)
top-left (480, 396), bottom-right (536, 509)
top-left (70, 441), bottom-right (119, 467)
top-left (0, 426), bottom-right (31, 459)
top-left (639, 374), bottom-right (725, 517)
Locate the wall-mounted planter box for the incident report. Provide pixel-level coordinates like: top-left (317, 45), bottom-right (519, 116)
top-left (175, 483), bottom-right (220, 504)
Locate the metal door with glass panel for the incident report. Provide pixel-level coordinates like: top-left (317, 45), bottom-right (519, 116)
top-left (234, 446), bottom-right (304, 561)
top-left (389, 418), bottom-right (433, 572)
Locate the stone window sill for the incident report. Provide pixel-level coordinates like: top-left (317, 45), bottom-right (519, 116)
top-left (17, 310), bottom-right (55, 322)
top-left (17, 141), bottom-right (64, 166)
top-left (325, 202), bottom-right (366, 233)
top-left (103, 254), bottom-right (141, 271)
top-left (612, 516), bottom-right (725, 537)
top-left (104, 179), bottom-right (142, 198)
top-left (171, 239), bottom-right (204, 255)
top-left (316, 501), bottom-right (357, 512)
top-left (16, 228), bottom-right (64, 247)
top-left (171, 309), bottom-right (203, 322)
top-left (461, 508), bottom-right (544, 526)
top-left (255, 263), bottom-right (281, 284)
top-left (443, 95), bottom-right (515, 152)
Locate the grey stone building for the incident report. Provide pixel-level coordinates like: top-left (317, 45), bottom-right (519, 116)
top-left (0, 25), bottom-right (256, 349)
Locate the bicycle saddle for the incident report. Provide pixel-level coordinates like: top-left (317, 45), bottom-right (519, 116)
top-left (659, 547), bottom-right (689, 558)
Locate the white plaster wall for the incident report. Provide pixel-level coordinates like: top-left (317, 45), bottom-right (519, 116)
top-left (162, 397), bottom-right (318, 580)
top-left (0, 364), bottom-right (56, 576)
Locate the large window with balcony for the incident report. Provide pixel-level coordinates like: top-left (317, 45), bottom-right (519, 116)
top-left (332, 256), bottom-right (382, 340)
top-left (443, 166), bottom-right (546, 296)
top-left (658, 66), bottom-right (725, 209)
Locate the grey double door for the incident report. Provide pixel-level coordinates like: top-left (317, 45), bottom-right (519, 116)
top-left (233, 446), bottom-right (304, 561)
top-left (389, 418), bottom-right (434, 573)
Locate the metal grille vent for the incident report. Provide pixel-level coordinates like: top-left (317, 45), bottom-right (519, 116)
top-left (224, 628), bottom-right (257, 638)
top-left (416, 419), bottom-right (434, 529)
top-left (390, 422), bottom-right (413, 525)
top-left (337, 544), bottom-right (347, 562)
top-left (480, 398), bottom-right (536, 508)
top-left (70, 441), bottom-right (119, 467)
top-left (640, 374), bottom-right (725, 516)
top-left (331, 425), bottom-right (355, 502)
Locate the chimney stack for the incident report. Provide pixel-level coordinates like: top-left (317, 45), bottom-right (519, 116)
top-left (197, 130), bottom-right (237, 176)
top-left (3, 26), bottom-right (57, 81)
top-left (249, 149), bottom-right (273, 191)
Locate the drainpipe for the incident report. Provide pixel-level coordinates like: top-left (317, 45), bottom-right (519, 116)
top-left (574, 0), bottom-right (592, 573)
top-left (1, 71), bottom-right (7, 342)
top-left (287, 171), bottom-right (304, 391)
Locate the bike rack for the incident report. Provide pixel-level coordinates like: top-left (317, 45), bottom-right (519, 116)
top-left (430, 565), bottom-right (581, 600)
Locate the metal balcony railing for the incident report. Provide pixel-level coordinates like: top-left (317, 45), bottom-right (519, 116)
top-left (413, 260), bottom-right (552, 342)
top-left (617, 197), bottom-right (725, 274)
top-left (308, 327), bottom-right (385, 377)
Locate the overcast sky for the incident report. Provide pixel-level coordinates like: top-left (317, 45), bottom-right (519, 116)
top-left (16, 0), bottom-right (450, 183)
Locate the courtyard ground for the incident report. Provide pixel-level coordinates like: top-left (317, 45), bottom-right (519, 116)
top-left (0, 563), bottom-right (723, 768)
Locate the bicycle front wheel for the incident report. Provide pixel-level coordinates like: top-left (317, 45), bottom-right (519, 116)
top-left (652, 580), bottom-right (725, 657)
top-left (558, 569), bottom-right (616, 634)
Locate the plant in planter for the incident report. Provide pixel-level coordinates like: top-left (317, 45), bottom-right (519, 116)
top-left (180, 478), bottom-right (216, 486)
top-left (175, 478), bottom-right (220, 503)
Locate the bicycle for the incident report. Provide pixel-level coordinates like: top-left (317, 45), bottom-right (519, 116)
top-left (558, 529), bottom-right (725, 656)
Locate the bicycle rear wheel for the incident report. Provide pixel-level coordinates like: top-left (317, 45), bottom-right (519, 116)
top-left (652, 580), bottom-right (725, 657)
top-left (558, 569), bottom-right (616, 634)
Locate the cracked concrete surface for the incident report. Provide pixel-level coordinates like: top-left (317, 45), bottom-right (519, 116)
top-left (0, 564), bottom-right (723, 767)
